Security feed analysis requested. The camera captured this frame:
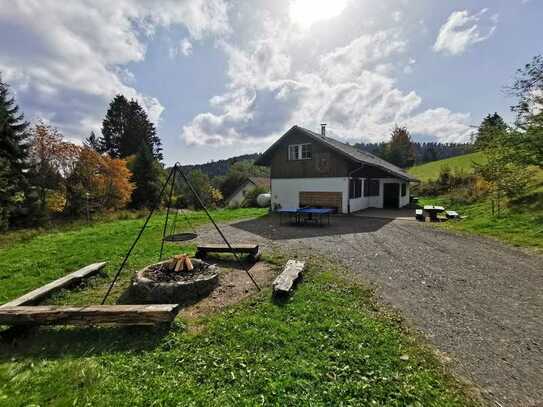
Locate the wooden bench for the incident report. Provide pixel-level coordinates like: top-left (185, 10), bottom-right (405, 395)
top-left (272, 260), bottom-right (305, 296)
top-left (195, 244), bottom-right (260, 262)
top-left (0, 304), bottom-right (180, 326)
top-left (0, 262), bottom-right (107, 308)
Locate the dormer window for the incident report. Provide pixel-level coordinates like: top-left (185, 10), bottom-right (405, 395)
top-left (288, 143), bottom-right (312, 160)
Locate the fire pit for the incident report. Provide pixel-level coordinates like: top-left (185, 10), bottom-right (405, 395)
top-left (129, 257), bottom-right (218, 304)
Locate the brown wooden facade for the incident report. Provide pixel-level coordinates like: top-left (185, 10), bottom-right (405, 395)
top-left (269, 131), bottom-right (351, 178)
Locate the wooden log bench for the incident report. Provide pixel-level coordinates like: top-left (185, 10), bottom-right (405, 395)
top-left (195, 244), bottom-right (260, 262)
top-left (272, 260), bottom-right (305, 297)
top-left (0, 304), bottom-right (181, 326)
top-left (0, 262), bottom-right (107, 309)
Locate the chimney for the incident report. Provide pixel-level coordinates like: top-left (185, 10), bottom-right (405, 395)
top-left (320, 123), bottom-right (326, 137)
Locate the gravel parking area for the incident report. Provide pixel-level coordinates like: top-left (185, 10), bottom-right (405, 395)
top-left (196, 214), bottom-right (543, 406)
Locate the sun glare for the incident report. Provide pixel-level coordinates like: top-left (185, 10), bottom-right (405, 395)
top-left (289, 0), bottom-right (349, 29)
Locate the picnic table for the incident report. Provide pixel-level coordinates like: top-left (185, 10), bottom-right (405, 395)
top-left (423, 205), bottom-right (445, 222)
top-left (277, 207), bottom-right (334, 226)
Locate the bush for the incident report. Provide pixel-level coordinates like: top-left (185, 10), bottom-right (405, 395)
top-left (242, 186), bottom-right (268, 207)
top-left (414, 166), bottom-right (489, 204)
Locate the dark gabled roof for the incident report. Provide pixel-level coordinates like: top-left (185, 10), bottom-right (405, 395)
top-left (256, 125), bottom-right (418, 182)
top-left (248, 177), bottom-right (270, 189)
top-left (224, 177), bottom-right (270, 203)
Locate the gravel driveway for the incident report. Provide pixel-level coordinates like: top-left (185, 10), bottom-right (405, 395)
top-left (196, 214), bottom-right (543, 406)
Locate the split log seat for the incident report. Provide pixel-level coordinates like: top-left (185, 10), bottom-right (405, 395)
top-left (0, 304), bottom-right (181, 326)
top-left (195, 244), bottom-right (260, 262)
top-left (273, 260), bottom-right (305, 296)
top-left (0, 262), bottom-right (107, 308)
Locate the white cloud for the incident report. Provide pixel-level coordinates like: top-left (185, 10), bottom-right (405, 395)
top-left (182, 19), bottom-right (472, 147)
top-left (169, 37), bottom-right (193, 58)
top-left (433, 9), bottom-right (497, 56)
top-left (0, 0), bottom-right (229, 139)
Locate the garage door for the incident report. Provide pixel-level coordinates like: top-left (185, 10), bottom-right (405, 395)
top-left (299, 191), bottom-right (342, 212)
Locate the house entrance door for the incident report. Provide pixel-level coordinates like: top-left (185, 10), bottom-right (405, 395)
top-left (383, 183), bottom-right (400, 208)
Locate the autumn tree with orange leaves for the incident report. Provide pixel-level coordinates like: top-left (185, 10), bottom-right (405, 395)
top-left (65, 147), bottom-right (134, 215)
top-left (27, 123), bottom-right (134, 217)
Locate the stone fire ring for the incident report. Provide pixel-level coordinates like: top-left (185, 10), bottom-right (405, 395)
top-left (129, 258), bottom-right (219, 304)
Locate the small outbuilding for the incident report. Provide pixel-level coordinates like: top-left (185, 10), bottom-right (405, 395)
top-left (255, 125), bottom-right (418, 213)
top-left (225, 177), bottom-right (270, 207)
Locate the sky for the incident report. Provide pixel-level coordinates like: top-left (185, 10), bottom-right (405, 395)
top-left (0, 0), bottom-right (541, 166)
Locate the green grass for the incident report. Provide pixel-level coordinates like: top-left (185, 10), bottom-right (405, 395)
top-left (408, 152), bottom-right (487, 182)
top-left (0, 207), bottom-right (267, 304)
top-left (411, 152), bottom-right (543, 251)
top-left (0, 210), bottom-right (477, 405)
top-left (0, 255), bottom-right (477, 406)
top-left (418, 196), bottom-right (543, 251)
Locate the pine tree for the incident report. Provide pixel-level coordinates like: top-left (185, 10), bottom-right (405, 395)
top-left (84, 131), bottom-right (102, 151)
top-left (384, 126), bottom-right (416, 168)
top-left (130, 144), bottom-right (162, 209)
top-left (99, 95), bottom-right (162, 161)
top-left (100, 95), bottom-right (129, 158)
top-left (0, 76), bottom-right (29, 230)
top-left (475, 113), bottom-right (508, 149)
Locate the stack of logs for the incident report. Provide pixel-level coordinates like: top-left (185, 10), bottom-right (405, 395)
top-left (169, 254), bottom-right (194, 272)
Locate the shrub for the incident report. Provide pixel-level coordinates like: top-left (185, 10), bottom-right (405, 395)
top-left (242, 186), bottom-right (268, 207)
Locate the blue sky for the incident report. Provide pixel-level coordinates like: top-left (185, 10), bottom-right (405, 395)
top-left (0, 0), bottom-right (541, 165)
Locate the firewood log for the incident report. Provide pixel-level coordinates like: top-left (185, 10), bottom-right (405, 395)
top-left (174, 255), bottom-right (185, 272)
top-left (184, 256), bottom-right (194, 271)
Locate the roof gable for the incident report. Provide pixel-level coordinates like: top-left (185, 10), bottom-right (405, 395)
top-left (224, 177), bottom-right (270, 203)
top-left (256, 125), bottom-right (417, 181)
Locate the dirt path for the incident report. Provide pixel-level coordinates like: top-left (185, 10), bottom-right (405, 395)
top-left (196, 215), bottom-right (543, 406)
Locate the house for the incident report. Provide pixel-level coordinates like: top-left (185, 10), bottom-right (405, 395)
top-left (255, 125), bottom-right (418, 213)
top-left (225, 177), bottom-right (270, 207)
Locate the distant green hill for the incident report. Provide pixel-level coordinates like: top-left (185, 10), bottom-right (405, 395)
top-left (408, 152), bottom-right (487, 182)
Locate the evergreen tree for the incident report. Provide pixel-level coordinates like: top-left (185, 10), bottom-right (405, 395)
top-left (84, 131), bottom-right (102, 151)
top-left (130, 144), bottom-right (162, 209)
top-left (99, 95), bottom-right (162, 161)
top-left (475, 113), bottom-right (508, 149)
top-left (0, 76), bottom-right (29, 230)
top-left (384, 126), bottom-right (416, 168)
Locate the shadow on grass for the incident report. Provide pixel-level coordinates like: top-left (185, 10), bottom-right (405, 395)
top-left (0, 321), bottom-right (179, 361)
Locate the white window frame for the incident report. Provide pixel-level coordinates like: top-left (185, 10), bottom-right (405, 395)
top-left (288, 143), bottom-right (312, 160)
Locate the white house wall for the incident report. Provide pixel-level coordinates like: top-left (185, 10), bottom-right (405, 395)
top-left (271, 177), bottom-right (410, 213)
top-left (399, 182), bottom-right (410, 207)
top-left (271, 178), bottom-right (348, 213)
top-left (347, 179), bottom-right (384, 211)
top-left (347, 178), bottom-right (411, 212)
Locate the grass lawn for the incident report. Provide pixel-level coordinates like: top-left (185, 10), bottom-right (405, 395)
top-left (0, 259), bottom-right (476, 406)
top-left (0, 210), bottom-right (478, 405)
top-left (0, 207), bottom-right (267, 304)
top-left (408, 152), bottom-right (486, 182)
top-left (411, 152), bottom-right (543, 251)
top-left (418, 196), bottom-right (543, 252)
